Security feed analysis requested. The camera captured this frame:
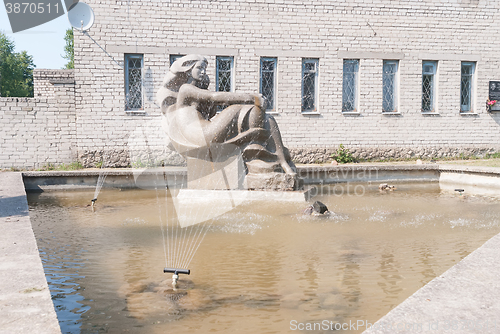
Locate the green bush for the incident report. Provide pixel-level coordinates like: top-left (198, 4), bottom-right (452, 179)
top-left (331, 144), bottom-right (355, 164)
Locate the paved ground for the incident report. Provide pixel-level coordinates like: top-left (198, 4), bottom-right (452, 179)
top-left (0, 172), bottom-right (60, 334)
top-left (439, 158), bottom-right (500, 168)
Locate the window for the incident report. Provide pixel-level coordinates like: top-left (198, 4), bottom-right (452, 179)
top-left (342, 59), bottom-right (359, 112)
top-left (302, 58), bottom-right (319, 112)
top-left (382, 60), bottom-right (399, 112)
top-left (461, 62), bottom-right (475, 112)
top-left (260, 57), bottom-right (277, 112)
top-left (125, 54), bottom-right (143, 110)
top-left (216, 56), bottom-right (234, 112)
top-left (216, 56), bottom-right (234, 93)
top-left (422, 61), bottom-right (437, 112)
top-left (169, 54), bottom-right (184, 66)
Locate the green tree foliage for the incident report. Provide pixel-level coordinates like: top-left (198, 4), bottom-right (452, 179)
top-left (63, 28), bottom-right (74, 69)
top-left (0, 32), bottom-right (35, 97)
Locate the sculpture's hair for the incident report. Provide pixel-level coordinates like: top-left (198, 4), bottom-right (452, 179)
top-left (156, 54), bottom-right (208, 112)
top-left (169, 54), bottom-right (207, 76)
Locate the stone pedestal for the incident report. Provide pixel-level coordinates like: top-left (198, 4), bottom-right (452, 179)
top-left (186, 144), bottom-right (302, 191)
top-left (187, 150), bottom-right (245, 190)
top-left (244, 172), bottom-right (302, 191)
top-left (187, 157), bottom-right (302, 191)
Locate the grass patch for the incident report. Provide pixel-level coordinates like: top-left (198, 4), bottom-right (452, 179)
top-left (486, 152), bottom-right (500, 159)
top-left (38, 161), bottom-right (84, 171)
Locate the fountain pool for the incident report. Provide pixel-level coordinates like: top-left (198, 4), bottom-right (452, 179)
top-left (27, 183), bottom-right (500, 333)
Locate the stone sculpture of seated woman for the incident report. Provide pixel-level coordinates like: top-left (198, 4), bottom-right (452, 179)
top-left (156, 54), bottom-right (298, 190)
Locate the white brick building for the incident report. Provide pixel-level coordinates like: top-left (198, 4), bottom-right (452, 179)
top-left (2, 0), bottom-right (500, 168)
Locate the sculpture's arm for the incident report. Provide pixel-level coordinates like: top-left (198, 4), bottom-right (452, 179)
top-left (177, 84), bottom-right (264, 108)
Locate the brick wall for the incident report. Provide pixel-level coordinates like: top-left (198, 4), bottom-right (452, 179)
top-left (4, 1), bottom-right (500, 168)
top-left (0, 70), bottom-right (76, 169)
top-left (70, 0), bottom-right (500, 164)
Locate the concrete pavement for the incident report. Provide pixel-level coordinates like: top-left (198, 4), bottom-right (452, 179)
top-left (0, 172), bottom-right (60, 334)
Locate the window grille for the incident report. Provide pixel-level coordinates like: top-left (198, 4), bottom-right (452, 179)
top-left (342, 59), bottom-right (359, 112)
top-left (216, 56), bottom-right (233, 93)
top-left (382, 60), bottom-right (398, 112)
top-left (216, 56), bottom-right (234, 113)
top-left (260, 57), bottom-right (277, 111)
top-left (125, 54), bottom-right (143, 110)
top-left (422, 61), bottom-right (437, 112)
top-left (461, 62), bottom-right (475, 112)
top-left (302, 59), bottom-right (319, 112)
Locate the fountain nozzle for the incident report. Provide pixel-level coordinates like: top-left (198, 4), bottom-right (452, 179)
top-left (163, 268), bottom-right (190, 275)
top-left (91, 198), bottom-right (97, 212)
top-left (164, 268), bottom-right (190, 289)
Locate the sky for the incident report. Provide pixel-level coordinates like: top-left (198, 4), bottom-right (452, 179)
top-left (0, 5), bottom-right (71, 69)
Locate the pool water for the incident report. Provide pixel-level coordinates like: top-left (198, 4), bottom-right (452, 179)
top-left (28, 183), bottom-right (500, 333)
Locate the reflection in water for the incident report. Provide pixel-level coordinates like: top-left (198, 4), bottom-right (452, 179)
top-left (41, 244), bottom-right (89, 333)
top-left (28, 184), bottom-right (500, 333)
top-left (416, 245), bottom-right (438, 286)
top-left (339, 245), bottom-right (362, 310)
top-left (378, 251), bottom-right (403, 308)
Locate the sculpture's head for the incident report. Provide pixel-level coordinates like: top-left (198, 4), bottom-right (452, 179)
top-left (157, 55), bottom-right (209, 110)
top-left (170, 54), bottom-right (208, 83)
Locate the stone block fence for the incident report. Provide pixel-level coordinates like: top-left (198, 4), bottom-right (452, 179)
top-left (0, 69), bottom-right (184, 169)
top-left (0, 70), bottom-right (77, 169)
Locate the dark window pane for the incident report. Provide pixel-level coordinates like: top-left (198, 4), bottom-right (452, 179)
top-left (422, 74), bottom-right (433, 112)
top-left (383, 61), bottom-right (397, 112)
top-left (125, 55), bottom-right (143, 110)
top-left (342, 60), bottom-right (358, 112)
top-left (460, 63), bottom-right (473, 112)
top-left (260, 58), bottom-right (276, 110)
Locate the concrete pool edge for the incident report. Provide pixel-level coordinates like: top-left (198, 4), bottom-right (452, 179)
top-left (21, 164), bottom-right (442, 191)
top-left (0, 172), bottom-right (61, 334)
top-left (3, 164), bottom-right (500, 333)
top-left (362, 231), bottom-right (500, 334)
top-left (20, 165), bottom-right (500, 197)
